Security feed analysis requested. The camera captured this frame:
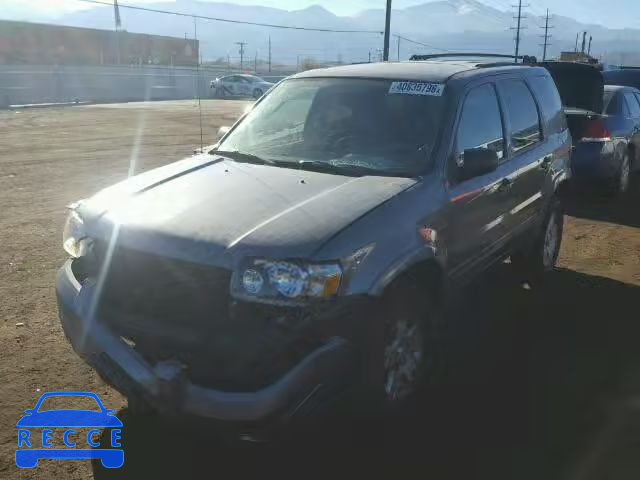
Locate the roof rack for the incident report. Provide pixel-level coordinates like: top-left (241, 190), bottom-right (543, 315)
top-left (410, 53), bottom-right (538, 64)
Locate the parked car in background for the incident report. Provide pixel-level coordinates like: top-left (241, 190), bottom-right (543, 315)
top-left (210, 74), bottom-right (274, 99)
top-left (568, 84), bottom-right (640, 194)
top-left (57, 59), bottom-right (570, 436)
top-left (603, 67), bottom-right (640, 90)
top-left (539, 62), bottom-right (635, 194)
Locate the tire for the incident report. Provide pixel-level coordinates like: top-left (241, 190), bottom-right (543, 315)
top-left (252, 88), bottom-right (263, 100)
top-left (364, 279), bottom-right (445, 409)
top-left (612, 151), bottom-right (631, 196)
top-left (511, 197), bottom-right (564, 282)
top-left (127, 393), bottom-right (155, 416)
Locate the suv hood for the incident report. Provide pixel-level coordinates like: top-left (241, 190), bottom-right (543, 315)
top-left (541, 61), bottom-right (604, 113)
top-left (83, 155), bottom-right (416, 263)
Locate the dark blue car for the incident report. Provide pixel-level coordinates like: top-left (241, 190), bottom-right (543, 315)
top-left (570, 84), bottom-right (640, 194)
top-left (15, 391), bottom-right (123, 468)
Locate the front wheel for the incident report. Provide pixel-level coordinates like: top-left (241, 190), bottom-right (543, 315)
top-left (511, 198), bottom-right (564, 282)
top-left (364, 280), bottom-right (445, 408)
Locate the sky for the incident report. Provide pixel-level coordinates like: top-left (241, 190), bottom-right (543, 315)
top-left (2, 0), bottom-right (639, 29)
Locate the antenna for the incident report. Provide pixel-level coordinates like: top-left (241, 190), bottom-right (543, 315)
top-left (193, 16), bottom-right (203, 152)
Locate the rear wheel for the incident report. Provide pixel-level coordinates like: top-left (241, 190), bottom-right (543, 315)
top-left (253, 88), bottom-right (263, 100)
top-left (511, 197), bottom-right (564, 282)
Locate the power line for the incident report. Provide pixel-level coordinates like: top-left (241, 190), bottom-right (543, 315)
top-left (236, 41), bottom-right (247, 70)
top-left (393, 35), bottom-right (450, 53)
top-left (511, 1), bottom-right (529, 61)
top-left (78, 0), bottom-right (383, 34)
top-left (539, 8), bottom-right (553, 61)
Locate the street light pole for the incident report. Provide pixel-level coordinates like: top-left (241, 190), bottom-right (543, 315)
top-left (383, 0), bottom-right (392, 61)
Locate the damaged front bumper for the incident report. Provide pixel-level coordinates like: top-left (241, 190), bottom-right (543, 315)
top-left (56, 259), bottom-right (358, 424)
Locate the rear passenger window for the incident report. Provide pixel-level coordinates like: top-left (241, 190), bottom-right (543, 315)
top-left (528, 76), bottom-right (566, 132)
top-left (499, 80), bottom-right (542, 152)
top-left (623, 92), bottom-right (640, 117)
top-left (618, 94), bottom-right (630, 116)
top-left (455, 84), bottom-right (504, 161)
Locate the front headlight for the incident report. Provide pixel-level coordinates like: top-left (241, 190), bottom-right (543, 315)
top-left (62, 208), bottom-right (90, 258)
top-left (235, 260), bottom-right (342, 301)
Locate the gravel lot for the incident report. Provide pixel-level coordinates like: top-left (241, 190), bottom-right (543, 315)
top-left (1, 100), bottom-right (639, 479)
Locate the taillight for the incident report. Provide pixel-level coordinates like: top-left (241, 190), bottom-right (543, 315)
top-left (582, 120), bottom-right (612, 141)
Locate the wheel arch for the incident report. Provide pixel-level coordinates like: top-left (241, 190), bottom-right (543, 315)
top-left (369, 250), bottom-right (446, 304)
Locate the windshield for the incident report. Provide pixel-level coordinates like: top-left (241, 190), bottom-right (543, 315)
top-left (218, 78), bottom-right (444, 176)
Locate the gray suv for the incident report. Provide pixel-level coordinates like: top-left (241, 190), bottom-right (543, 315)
top-left (57, 60), bottom-right (571, 433)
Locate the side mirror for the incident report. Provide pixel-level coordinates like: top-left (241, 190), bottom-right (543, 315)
top-left (459, 148), bottom-right (499, 181)
top-left (216, 126), bottom-right (231, 141)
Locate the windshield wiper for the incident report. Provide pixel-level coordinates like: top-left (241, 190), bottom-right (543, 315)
top-left (212, 149), bottom-right (276, 166)
top-left (295, 159), bottom-right (396, 177)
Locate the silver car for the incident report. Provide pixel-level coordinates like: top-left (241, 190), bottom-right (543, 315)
top-left (210, 74), bottom-right (274, 99)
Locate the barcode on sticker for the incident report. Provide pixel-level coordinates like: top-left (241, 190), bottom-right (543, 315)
top-left (388, 81), bottom-right (445, 96)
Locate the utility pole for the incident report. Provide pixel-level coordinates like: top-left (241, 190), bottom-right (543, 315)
top-left (368, 50), bottom-right (371, 63)
top-left (236, 41), bottom-right (247, 71)
top-left (588, 35), bottom-right (593, 56)
top-left (540, 9), bottom-right (553, 61)
top-left (113, 0), bottom-right (122, 65)
top-left (397, 35), bottom-right (401, 61)
top-left (383, 0), bottom-right (392, 61)
top-left (512, 0), bottom-right (526, 62)
top-left (574, 32), bottom-right (579, 52)
top-left (254, 51), bottom-right (257, 73)
top-left (581, 31), bottom-right (587, 53)
top-left (268, 35), bottom-right (272, 72)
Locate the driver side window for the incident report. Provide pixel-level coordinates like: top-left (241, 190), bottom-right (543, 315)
top-left (451, 84), bottom-right (504, 181)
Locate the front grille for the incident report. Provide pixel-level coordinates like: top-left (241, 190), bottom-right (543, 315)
top-left (94, 243), bottom-right (231, 328)
top-left (92, 243), bottom-right (316, 391)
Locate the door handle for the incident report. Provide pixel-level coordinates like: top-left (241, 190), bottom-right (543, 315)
top-left (540, 155), bottom-right (552, 170)
top-left (497, 177), bottom-right (513, 192)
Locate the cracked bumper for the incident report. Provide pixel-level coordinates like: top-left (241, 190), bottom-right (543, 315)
top-left (56, 260), bottom-right (357, 423)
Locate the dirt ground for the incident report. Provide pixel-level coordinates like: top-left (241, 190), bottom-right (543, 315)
top-left (1, 100), bottom-right (639, 479)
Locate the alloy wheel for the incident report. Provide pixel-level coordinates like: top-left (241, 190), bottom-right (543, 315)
top-left (542, 211), bottom-right (559, 269)
top-left (384, 317), bottom-right (424, 401)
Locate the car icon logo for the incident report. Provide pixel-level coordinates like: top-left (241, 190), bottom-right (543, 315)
top-left (15, 391), bottom-right (124, 468)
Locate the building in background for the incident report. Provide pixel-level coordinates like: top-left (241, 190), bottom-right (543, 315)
top-left (0, 20), bottom-right (198, 66)
top-left (559, 51), bottom-right (598, 64)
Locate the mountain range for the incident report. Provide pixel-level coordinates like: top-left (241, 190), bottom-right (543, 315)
top-left (16, 0), bottom-right (640, 65)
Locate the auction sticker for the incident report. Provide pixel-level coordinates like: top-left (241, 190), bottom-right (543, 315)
top-left (389, 81), bottom-right (445, 96)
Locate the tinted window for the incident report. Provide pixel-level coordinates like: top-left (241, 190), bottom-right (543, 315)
top-left (624, 92), bottom-right (640, 117)
top-left (607, 92), bottom-right (629, 116)
top-left (603, 90), bottom-right (616, 114)
top-left (603, 70), bottom-right (640, 89)
top-left (455, 83), bottom-right (504, 162)
top-left (528, 76), bottom-right (566, 132)
top-left (500, 79), bottom-right (542, 152)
